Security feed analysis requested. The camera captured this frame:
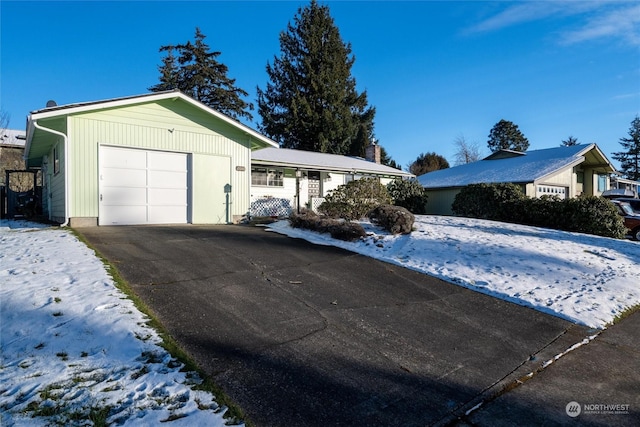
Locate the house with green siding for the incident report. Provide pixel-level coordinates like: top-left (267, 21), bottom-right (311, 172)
top-left (418, 144), bottom-right (616, 215)
top-left (24, 90), bottom-right (277, 226)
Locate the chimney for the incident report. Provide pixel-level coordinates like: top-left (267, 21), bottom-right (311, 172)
top-left (365, 140), bottom-right (381, 164)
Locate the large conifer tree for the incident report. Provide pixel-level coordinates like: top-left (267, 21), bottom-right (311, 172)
top-left (612, 116), bottom-right (640, 181)
top-left (487, 119), bottom-right (529, 152)
top-left (408, 152), bottom-right (450, 176)
top-left (257, 0), bottom-right (375, 155)
top-left (149, 28), bottom-right (253, 121)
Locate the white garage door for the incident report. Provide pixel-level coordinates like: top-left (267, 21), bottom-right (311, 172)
top-left (99, 146), bottom-right (188, 225)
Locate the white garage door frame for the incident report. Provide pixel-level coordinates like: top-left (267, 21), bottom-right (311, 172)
top-left (98, 145), bottom-right (190, 225)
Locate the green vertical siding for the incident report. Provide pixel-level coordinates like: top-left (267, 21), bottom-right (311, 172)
top-left (66, 100), bottom-right (254, 221)
top-left (49, 140), bottom-right (66, 221)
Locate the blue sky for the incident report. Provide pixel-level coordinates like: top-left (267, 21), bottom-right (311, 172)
top-left (1, 1), bottom-right (639, 170)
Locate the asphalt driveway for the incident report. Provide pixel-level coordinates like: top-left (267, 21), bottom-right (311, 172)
top-left (77, 224), bottom-right (607, 426)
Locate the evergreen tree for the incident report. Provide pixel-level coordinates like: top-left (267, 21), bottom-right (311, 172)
top-left (408, 152), bottom-right (450, 176)
top-left (487, 119), bottom-right (529, 152)
top-left (149, 28), bottom-right (253, 121)
top-left (380, 146), bottom-right (401, 170)
top-left (561, 136), bottom-right (579, 147)
top-left (612, 116), bottom-right (640, 181)
top-left (257, 0), bottom-right (375, 155)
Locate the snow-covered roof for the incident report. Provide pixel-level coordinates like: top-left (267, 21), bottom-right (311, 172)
top-left (418, 144), bottom-right (614, 189)
top-left (0, 129), bottom-right (26, 147)
top-left (252, 147), bottom-right (414, 177)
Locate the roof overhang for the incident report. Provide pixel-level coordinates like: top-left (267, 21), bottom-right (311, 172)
top-left (251, 158), bottom-right (413, 178)
top-left (576, 143), bottom-right (616, 173)
top-left (25, 91), bottom-right (278, 166)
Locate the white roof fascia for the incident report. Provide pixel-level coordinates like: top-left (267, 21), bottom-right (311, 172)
top-left (27, 91), bottom-right (278, 149)
top-left (252, 149), bottom-right (413, 177)
top-left (252, 158), bottom-right (410, 177)
top-left (577, 143), bottom-right (616, 173)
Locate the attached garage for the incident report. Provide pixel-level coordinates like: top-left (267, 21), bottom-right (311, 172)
top-left (24, 90), bottom-right (277, 226)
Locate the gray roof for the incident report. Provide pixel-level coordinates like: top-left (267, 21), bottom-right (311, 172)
top-left (0, 129), bottom-right (26, 147)
top-left (251, 147), bottom-right (413, 178)
top-left (418, 144), bottom-right (614, 189)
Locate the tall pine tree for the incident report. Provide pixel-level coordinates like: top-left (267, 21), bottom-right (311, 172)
top-left (257, 0), bottom-right (375, 155)
top-left (149, 28), bottom-right (253, 121)
top-left (487, 119), bottom-right (529, 152)
top-left (612, 116), bottom-right (640, 181)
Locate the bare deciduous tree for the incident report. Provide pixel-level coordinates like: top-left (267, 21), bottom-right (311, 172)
top-left (453, 135), bottom-right (481, 165)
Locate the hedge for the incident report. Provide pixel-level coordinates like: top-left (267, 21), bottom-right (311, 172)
top-left (452, 184), bottom-right (626, 239)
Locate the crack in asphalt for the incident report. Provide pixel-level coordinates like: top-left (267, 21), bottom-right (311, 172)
top-left (438, 325), bottom-right (601, 426)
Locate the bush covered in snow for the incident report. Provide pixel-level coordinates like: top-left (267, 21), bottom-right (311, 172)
top-left (386, 178), bottom-right (429, 214)
top-left (289, 210), bottom-right (366, 241)
top-left (452, 184), bottom-right (627, 239)
top-left (319, 178), bottom-right (392, 220)
top-left (368, 204), bottom-right (415, 234)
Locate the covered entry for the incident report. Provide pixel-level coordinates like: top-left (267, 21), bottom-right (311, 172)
top-left (99, 146), bottom-right (188, 225)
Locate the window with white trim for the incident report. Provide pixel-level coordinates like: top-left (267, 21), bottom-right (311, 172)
top-left (597, 174), bottom-right (607, 192)
top-left (537, 185), bottom-right (567, 198)
top-left (251, 167), bottom-right (284, 187)
top-left (53, 144), bottom-right (60, 175)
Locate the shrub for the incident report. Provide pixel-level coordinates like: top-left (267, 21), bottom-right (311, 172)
top-left (451, 183), bottom-right (526, 220)
top-left (563, 196), bottom-right (626, 238)
top-left (288, 210), bottom-right (366, 242)
top-left (319, 178), bottom-right (392, 220)
top-left (386, 178), bottom-right (429, 214)
top-left (368, 204), bottom-right (415, 234)
top-left (452, 184), bottom-right (627, 239)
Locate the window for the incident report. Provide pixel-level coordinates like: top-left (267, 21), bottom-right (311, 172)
top-left (53, 144), bottom-right (60, 174)
top-left (537, 185), bottom-right (567, 199)
top-left (597, 174), bottom-right (607, 192)
top-left (251, 167), bottom-right (283, 187)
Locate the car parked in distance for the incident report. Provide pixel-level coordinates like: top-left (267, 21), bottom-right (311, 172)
top-left (614, 198), bottom-right (640, 215)
top-left (612, 200), bottom-right (640, 241)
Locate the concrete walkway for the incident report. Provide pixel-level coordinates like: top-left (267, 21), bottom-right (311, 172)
top-left (77, 225), bottom-right (638, 426)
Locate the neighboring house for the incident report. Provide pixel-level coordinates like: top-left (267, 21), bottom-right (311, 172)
top-left (250, 145), bottom-right (413, 216)
top-left (24, 90), bottom-right (277, 226)
top-left (1, 129), bottom-right (30, 218)
top-left (418, 144), bottom-right (616, 215)
top-left (1, 129), bottom-right (27, 184)
top-left (607, 175), bottom-right (640, 198)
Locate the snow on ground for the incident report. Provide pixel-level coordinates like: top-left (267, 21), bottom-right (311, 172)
top-left (268, 215), bottom-right (640, 330)
top-left (0, 220), bottom-right (235, 426)
top-left (2, 216), bottom-right (639, 426)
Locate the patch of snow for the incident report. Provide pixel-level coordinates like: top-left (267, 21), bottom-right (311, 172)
top-left (267, 215), bottom-right (640, 329)
top-left (0, 220), bottom-right (235, 426)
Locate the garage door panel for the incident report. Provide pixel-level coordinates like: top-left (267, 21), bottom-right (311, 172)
top-left (148, 170), bottom-right (187, 189)
top-left (148, 188), bottom-right (187, 205)
top-left (101, 147), bottom-right (147, 169)
top-left (102, 168), bottom-right (147, 187)
top-left (104, 187), bottom-right (147, 205)
top-left (101, 205), bottom-right (147, 225)
top-left (148, 151), bottom-right (187, 171)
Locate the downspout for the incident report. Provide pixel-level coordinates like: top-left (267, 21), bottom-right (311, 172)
top-left (32, 121), bottom-right (71, 227)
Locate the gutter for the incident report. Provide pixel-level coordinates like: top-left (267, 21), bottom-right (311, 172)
top-left (31, 120), bottom-right (70, 227)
